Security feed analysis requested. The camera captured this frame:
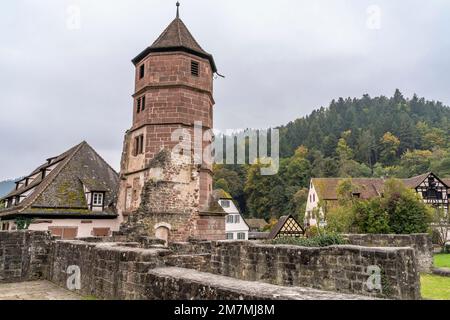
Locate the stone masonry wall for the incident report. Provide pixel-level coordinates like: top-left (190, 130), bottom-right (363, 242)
top-left (0, 231), bottom-right (52, 283)
top-left (209, 241), bottom-right (421, 300)
top-left (48, 241), bottom-right (170, 299)
top-left (343, 234), bottom-right (433, 273)
top-left (0, 231), bottom-right (423, 300)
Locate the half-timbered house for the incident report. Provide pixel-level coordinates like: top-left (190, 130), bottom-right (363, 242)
top-left (305, 172), bottom-right (449, 226)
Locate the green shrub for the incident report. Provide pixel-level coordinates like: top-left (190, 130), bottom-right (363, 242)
top-left (382, 179), bottom-right (432, 234)
top-left (353, 199), bottom-right (391, 234)
top-left (269, 233), bottom-right (347, 247)
top-left (15, 217), bottom-right (33, 230)
top-left (325, 205), bottom-right (356, 233)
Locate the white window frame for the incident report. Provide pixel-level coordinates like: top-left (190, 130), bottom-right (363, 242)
top-left (237, 232), bottom-right (246, 240)
top-left (226, 215), bottom-right (234, 224)
top-left (92, 192), bottom-right (104, 207)
top-left (234, 215), bottom-right (240, 224)
top-left (226, 233), bottom-right (234, 240)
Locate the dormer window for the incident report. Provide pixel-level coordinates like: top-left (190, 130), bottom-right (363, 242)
top-left (221, 200), bottom-right (231, 208)
top-left (92, 192), bottom-right (104, 207)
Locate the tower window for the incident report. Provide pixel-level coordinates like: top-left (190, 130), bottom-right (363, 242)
top-left (137, 96), bottom-right (145, 113)
top-left (133, 135), bottom-right (144, 156)
top-left (141, 96), bottom-right (146, 111)
top-left (191, 60), bottom-right (199, 77)
top-left (139, 64), bottom-right (145, 79)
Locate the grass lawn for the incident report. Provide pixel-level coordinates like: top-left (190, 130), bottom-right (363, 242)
top-left (421, 274), bottom-right (450, 300)
top-left (434, 254), bottom-right (450, 269)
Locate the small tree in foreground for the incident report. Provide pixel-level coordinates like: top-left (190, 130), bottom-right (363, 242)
top-left (431, 207), bottom-right (450, 252)
top-left (382, 179), bottom-right (433, 234)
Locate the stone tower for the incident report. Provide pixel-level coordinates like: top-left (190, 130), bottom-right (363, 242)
top-left (117, 3), bottom-right (225, 242)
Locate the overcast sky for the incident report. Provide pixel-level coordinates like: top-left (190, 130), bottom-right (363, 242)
top-left (1, 0), bottom-right (450, 180)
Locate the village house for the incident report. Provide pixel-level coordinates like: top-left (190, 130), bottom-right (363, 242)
top-left (0, 141), bottom-right (120, 239)
top-left (213, 189), bottom-right (249, 240)
top-left (305, 172), bottom-right (450, 226)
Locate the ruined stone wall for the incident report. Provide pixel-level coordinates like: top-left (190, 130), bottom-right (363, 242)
top-left (0, 231), bottom-right (52, 283)
top-left (209, 241), bottom-right (421, 300)
top-left (343, 234), bottom-right (433, 273)
top-left (0, 231), bottom-right (423, 300)
top-left (48, 241), bottom-right (171, 299)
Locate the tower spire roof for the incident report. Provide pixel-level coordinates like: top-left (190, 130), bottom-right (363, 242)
top-left (132, 3), bottom-right (217, 73)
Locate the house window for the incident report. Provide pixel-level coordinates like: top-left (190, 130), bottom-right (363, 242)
top-left (48, 227), bottom-right (78, 240)
top-left (226, 215), bottom-right (234, 224)
top-left (139, 64), bottom-right (145, 79)
top-left (191, 60), bottom-right (199, 77)
top-left (221, 200), bottom-right (231, 208)
top-left (133, 135), bottom-right (144, 156)
top-left (92, 192), bottom-right (104, 206)
top-left (226, 233), bottom-right (234, 240)
top-left (92, 228), bottom-right (110, 237)
top-left (234, 215), bottom-right (240, 224)
top-left (237, 233), bottom-right (246, 240)
top-left (313, 193), bottom-right (315, 202)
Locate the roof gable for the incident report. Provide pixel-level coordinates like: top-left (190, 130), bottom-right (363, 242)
top-left (268, 215), bottom-right (304, 239)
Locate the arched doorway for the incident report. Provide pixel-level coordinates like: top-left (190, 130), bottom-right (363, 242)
top-left (154, 223), bottom-right (171, 246)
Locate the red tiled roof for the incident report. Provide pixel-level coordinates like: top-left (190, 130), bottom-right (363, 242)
top-left (312, 173), bottom-right (449, 201)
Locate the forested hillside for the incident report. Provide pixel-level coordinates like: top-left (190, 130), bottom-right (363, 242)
top-left (214, 90), bottom-right (450, 221)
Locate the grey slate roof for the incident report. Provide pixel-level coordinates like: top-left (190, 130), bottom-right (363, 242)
top-left (0, 141), bottom-right (119, 218)
top-left (132, 17), bottom-right (217, 73)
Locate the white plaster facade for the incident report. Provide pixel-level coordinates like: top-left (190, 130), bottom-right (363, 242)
top-left (218, 199), bottom-right (249, 240)
top-left (0, 218), bottom-right (120, 239)
top-left (305, 181), bottom-right (325, 227)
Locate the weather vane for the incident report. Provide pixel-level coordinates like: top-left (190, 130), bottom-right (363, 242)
top-left (176, 2), bottom-right (180, 18)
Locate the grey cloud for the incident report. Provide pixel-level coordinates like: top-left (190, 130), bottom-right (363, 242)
top-left (1, 0), bottom-right (449, 179)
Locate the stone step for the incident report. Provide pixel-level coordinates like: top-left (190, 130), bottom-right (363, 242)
top-left (432, 267), bottom-right (450, 277)
top-left (146, 267), bottom-right (378, 300)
